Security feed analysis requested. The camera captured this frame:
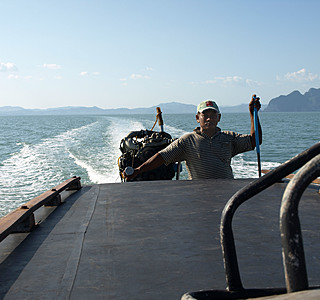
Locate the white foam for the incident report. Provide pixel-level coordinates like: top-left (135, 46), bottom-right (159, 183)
top-left (66, 116), bottom-right (148, 184)
top-left (68, 151), bottom-right (110, 183)
top-left (0, 121), bottom-right (98, 215)
top-left (163, 124), bottom-right (187, 138)
top-left (232, 154), bottom-right (281, 179)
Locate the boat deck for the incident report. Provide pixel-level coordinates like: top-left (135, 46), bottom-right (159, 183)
top-left (0, 179), bottom-right (319, 299)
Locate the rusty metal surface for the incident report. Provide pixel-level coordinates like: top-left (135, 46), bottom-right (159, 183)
top-left (0, 179), bottom-right (319, 299)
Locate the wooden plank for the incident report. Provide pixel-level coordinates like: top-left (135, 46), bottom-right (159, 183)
top-left (23, 189), bottom-right (59, 213)
top-left (0, 176), bottom-right (81, 243)
top-left (23, 177), bottom-right (81, 212)
top-left (262, 169), bottom-right (320, 184)
top-left (0, 209), bottom-right (32, 242)
top-left (54, 176), bottom-right (82, 192)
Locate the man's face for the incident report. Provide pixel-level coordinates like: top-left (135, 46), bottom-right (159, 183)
top-left (196, 109), bottom-right (221, 131)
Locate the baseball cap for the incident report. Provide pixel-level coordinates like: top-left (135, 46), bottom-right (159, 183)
top-left (197, 100), bottom-right (220, 113)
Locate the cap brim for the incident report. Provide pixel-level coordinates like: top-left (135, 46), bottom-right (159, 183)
top-left (198, 107), bottom-right (219, 113)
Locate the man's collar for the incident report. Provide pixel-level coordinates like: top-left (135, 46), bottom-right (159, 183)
top-left (194, 127), bottom-right (221, 138)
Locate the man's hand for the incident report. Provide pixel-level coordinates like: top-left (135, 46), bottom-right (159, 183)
top-left (249, 94), bottom-right (262, 147)
top-left (249, 94), bottom-right (261, 114)
top-left (123, 153), bottom-right (166, 182)
top-left (123, 168), bottom-right (139, 181)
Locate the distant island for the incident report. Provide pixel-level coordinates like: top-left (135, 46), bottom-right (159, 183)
top-left (0, 102), bottom-right (195, 115)
top-left (0, 102), bottom-right (265, 115)
top-left (264, 87), bottom-right (320, 112)
top-left (1, 88), bottom-right (320, 115)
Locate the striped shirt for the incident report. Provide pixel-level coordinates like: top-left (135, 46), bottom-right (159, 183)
top-left (159, 127), bottom-right (253, 180)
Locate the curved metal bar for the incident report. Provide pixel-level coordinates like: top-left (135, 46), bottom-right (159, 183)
top-left (220, 142), bottom-right (320, 291)
top-left (280, 154), bottom-right (320, 293)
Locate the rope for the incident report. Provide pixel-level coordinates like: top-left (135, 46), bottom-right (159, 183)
top-left (118, 109), bottom-right (162, 183)
top-left (150, 114), bottom-right (159, 131)
top-left (117, 156), bottom-right (125, 181)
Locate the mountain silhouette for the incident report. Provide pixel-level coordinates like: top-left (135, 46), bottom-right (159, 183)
top-left (264, 88), bottom-right (320, 112)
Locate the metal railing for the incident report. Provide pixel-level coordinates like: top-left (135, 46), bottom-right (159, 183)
top-left (280, 154), bottom-right (320, 293)
top-left (182, 142), bottom-right (320, 299)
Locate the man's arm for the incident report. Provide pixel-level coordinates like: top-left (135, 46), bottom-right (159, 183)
top-left (249, 95), bottom-right (262, 148)
top-left (124, 152), bottom-right (166, 181)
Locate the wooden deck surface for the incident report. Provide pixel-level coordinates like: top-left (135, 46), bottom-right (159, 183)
top-left (0, 179), bottom-right (319, 299)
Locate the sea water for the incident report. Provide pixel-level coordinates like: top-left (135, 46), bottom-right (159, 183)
top-left (0, 112), bottom-right (319, 217)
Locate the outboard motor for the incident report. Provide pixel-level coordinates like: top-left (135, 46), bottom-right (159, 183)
top-left (118, 129), bottom-right (176, 181)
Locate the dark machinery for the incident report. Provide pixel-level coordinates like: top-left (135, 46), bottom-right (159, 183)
top-left (118, 107), bottom-right (178, 181)
top-left (118, 129), bottom-right (176, 181)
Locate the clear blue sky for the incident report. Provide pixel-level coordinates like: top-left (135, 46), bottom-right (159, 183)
top-left (1, 0), bottom-right (320, 109)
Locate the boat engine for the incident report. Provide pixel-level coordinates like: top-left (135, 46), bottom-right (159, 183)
top-left (118, 129), bottom-right (176, 181)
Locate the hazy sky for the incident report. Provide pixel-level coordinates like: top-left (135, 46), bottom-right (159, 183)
top-left (1, 0), bottom-right (320, 109)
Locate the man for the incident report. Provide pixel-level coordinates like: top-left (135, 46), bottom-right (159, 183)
top-left (125, 95), bottom-right (262, 180)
